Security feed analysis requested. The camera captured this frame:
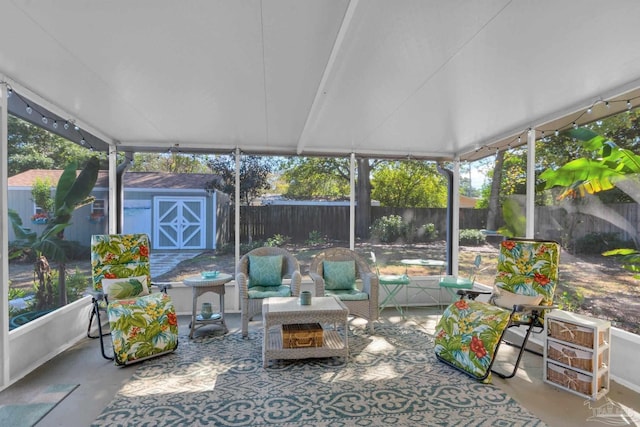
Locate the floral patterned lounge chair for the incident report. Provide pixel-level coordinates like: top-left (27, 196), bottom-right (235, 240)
top-left (89, 234), bottom-right (179, 365)
top-left (434, 239), bottom-right (560, 382)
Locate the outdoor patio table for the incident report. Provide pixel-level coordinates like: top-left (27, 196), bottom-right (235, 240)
top-left (400, 258), bottom-right (446, 274)
top-left (184, 273), bottom-right (232, 338)
top-left (378, 274), bottom-right (411, 318)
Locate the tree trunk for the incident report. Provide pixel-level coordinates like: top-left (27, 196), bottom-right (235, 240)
top-left (356, 159), bottom-right (372, 238)
top-left (34, 255), bottom-right (54, 310)
top-left (486, 150), bottom-right (505, 231)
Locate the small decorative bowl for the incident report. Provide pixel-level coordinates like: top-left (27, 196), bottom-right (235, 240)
top-left (201, 271), bottom-right (219, 279)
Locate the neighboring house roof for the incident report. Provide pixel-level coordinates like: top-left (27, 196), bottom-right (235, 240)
top-left (459, 195), bottom-right (479, 209)
top-left (8, 170), bottom-right (217, 190)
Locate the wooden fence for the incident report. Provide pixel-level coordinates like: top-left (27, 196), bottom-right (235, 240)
top-left (231, 206), bottom-right (488, 243)
top-left (223, 203), bottom-right (640, 246)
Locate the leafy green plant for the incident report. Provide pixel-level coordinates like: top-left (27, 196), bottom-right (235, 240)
top-left (602, 248), bottom-right (640, 280)
top-left (370, 215), bottom-right (409, 243)
top-left (9, 157), bottom-right (100, 309)
top-left (556, 289), bottom-right (585, 312)
top-left (412, 223), bottom-right (438, 242)
top-left (540, 127), bottom-right (640, 200)
top-left (540, 127), bottom-right (640, 278)
top-left (265, 234), bottom-right (291, 247)
top-left (31, 177), bottom-right (55, 215)
top-left (240, 241), bottom-right (264, 254)
top-left (459, 229), bottom-right (486, 246)
top-left (8, 287), bottom-right (30, 301)
top-left (305, 230), bottom-right (326, 246)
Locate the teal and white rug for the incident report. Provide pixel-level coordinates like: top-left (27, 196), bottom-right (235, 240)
top-left (92, 325), bottom-right (544, 426)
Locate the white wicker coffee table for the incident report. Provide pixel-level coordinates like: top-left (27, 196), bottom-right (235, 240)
top-left (262, 296), bottom-right (349, 367)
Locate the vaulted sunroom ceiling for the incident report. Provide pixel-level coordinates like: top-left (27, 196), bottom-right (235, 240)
top-left (2, 0), bottom-right (640, 160)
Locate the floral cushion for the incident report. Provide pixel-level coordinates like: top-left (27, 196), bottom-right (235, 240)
top-left (107, 292), bottom-right (179, 366)
top-left (248, 255), bottom-right (283, 287)
top-left (91, 234), bottom-right (151, 292)
top-left (493, 240), bottom-right (559, 322)
top-left (323, 260), bottom-right (356, 290)
top-left (494, 240), bottom-right (559, 307)
top-left (434, 299), bottom-right (511, 382)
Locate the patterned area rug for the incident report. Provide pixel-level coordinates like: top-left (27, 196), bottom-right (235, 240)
top-left (92, 325), bottom-right (544, 426)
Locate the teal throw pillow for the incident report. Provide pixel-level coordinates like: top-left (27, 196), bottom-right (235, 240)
top-left (248, 255), bottom-right (283, 287)
top-left (323, 260), bottom-right (356, 290)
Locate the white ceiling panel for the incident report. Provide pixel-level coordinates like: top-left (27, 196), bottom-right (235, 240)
top-left (2, 0), bottom-right (640, 160)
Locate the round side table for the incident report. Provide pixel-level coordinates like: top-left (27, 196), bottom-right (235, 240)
top-left (183, 273), bottom-right (232, 339)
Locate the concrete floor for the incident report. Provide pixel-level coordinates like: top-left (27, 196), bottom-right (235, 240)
top-left (2, 307), bottom-right (639, 427)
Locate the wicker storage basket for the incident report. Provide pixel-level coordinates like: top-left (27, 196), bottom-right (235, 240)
top-left (547, 341), bottom-right (602, 372)
top-left (546, 362), bottom-right (603, 396)
top-left (282, 323), bottom-right (323, 348)
top-left (548, 319), bottom-right (605, 349)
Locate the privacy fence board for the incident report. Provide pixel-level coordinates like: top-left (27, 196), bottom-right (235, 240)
top-left (230, 204), bottom-right (640, 245)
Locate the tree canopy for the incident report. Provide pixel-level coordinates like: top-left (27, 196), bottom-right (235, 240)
top-left (130, 152), bottom-right (213, 173)
top-left (7, 116), bottom-right (103, 176)
top-left (280, 157), bottom-right (447, 207)
top-left (281, 157), bottom-right (350, 200)
top-left (206, 155), bottom-right (278, 205)
top-left (371, 161), bottom-right (447, 207)
top-left (475, 109), bottom-right (640, 209)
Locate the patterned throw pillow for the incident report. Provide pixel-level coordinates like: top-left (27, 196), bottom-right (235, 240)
top-left (102, 275), bottom-right (149, 299)
top-left (248, 255), bottom-right (283, 287)
top-left (323, 260), bottom-right (356, 290)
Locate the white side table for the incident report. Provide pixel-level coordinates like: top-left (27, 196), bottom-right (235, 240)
top-left (183, 273), bottom-right (232, 339)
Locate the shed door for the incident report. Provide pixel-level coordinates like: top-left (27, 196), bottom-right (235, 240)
top-left (154, 197), bottom-right (206, 249)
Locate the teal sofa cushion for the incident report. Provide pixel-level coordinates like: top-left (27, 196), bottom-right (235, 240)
top-left (326, 289), bottom-right (369, 301)
top-left (323, 260), bottom-right (356, 290)
top-left (247, 285), bottom-right (291, 299)
top-left (248, 255), bottom-right (283, 287)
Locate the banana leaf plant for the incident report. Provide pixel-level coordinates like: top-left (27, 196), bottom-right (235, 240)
top-left (539, 128), bottom-right (640, 275)
top-left (539, 127), bottom-right (640, 200)
top-left (9, 157), bottom-right (100, 309)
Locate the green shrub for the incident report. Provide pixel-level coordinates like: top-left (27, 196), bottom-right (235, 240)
top-left (305, 230), bottom-right (326, 246)
top-left (370, 215), bottom-right (409, 243)
top-left (556, 289), bottom-right (584, 312)
top-left (9, 287), bottom-right (30, 300)
top-left (573, 232), bottom-right (633, 255)
top-left (240, 241), bottom-right (264, 253)
top-left (9, 287), bottom-right (33, 316)
top-left (266, 234), bottom-right (290, 247)
top-left (415, 223), bottom-right (438, 242)
top-left (459, 229), bottom-right (486, 246)
top-left (63, 268), bottom-right (90, 302)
